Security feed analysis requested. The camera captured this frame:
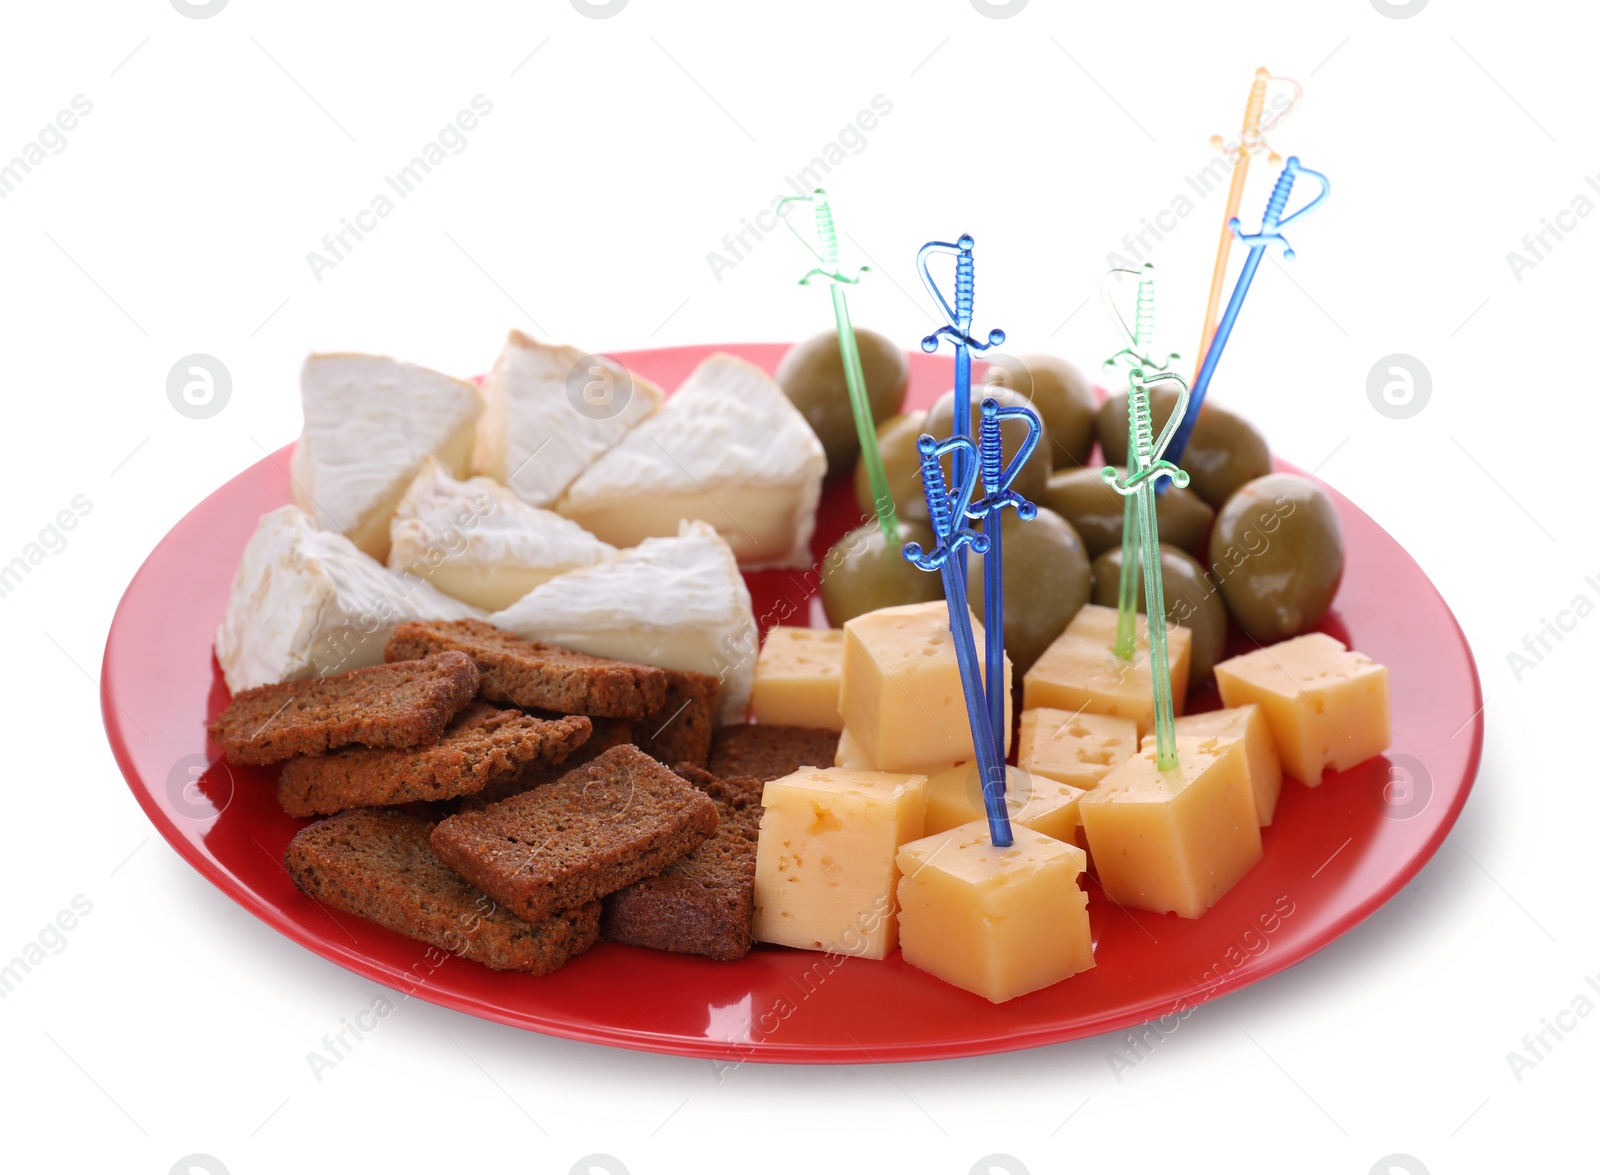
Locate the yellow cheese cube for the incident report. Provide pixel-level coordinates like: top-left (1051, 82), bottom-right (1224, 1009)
top-left (751, 625), bottom-right (845, 731)
top-left (752, 767), bottom-right (928, 959)
top-left (840, 601), bottom-right (1011, 774)
top-left (1214, 633), bottom-right (1391, 786)
top-left (833, 724), bottom-right (877, 770)
top-left (1017, 708), bottom-right (1140, 790)
top-left (923, 763), bottom-right (1086, 846)
top-left (1023, 605), bottom-right (1191, 738)
top-left (1143, 705), bottom-right (1284, 825)
top-left (896, 821), bottom-right (1094, 1003)
top-left (1079, 735), bottom-right (1261, 918)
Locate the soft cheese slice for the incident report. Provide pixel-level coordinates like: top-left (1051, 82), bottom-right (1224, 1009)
top-left (293, 353), bottom-right (483, 561)
top-left (215, 505), bottom-right (483, 694)
top-left (472, 330), bottom-right (664, 508)
top-left (387, 458), bottom-right (616, 611)
top-left (488, 520), bottom-right (757, 724)
top-left (558, 353), bottom-right (827, 569)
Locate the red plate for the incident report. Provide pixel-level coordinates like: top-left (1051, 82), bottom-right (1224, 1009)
top-left (102, 343), bottom-right (1482, 1063)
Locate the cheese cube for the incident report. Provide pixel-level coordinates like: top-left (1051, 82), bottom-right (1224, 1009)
top-left (896, 821), bottom-right (1094, 1003)
top-left (751, 626), bottom-right (844, 731)
top-left (834, 725), bottom-right (877, 770)
top-left (752, 768), bottom-right (928, 959)
top-left (1017, 708), bottom-right (1139, 791)
top-left (840, 601), bottom-right (1011, 774)
top-left (1079, 736), bottom-right (1261, 918)
top-left (1023, 605), bottom-right (1191, 738)
top-left (1143, 705), bottom-right (1284, 825)
top-left (923, 763), bottom-right (1086, 846)
top-left (1214, 634), bottom-right (1391, 786)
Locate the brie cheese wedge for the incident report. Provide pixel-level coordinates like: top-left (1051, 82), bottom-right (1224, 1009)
top-left (292, 352), bottom-right (483, 562)
top-left (388, 458), bottom-right (617, 612)
top-left (215, 504), bottom-right (482, 694)
top-left (472, 329), bottom-right (663, 508)
top-left (489, 520), bottom-right (757, 724)
top-left (557, 352), bottom-right (826, 569)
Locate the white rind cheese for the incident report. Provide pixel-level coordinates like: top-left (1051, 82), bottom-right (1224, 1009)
top-left (558, 352), bottom-right (826, 569)
top-left (292, 352), bottom-right (483, 562)
top-left (215, 505), bottom-right (482, 694)
top-left (472, 330), bottom-right (663, 508)
top-left (387, 458), bottom-right (616, 611)
top-left (489, 520), bottom-right (757, 724)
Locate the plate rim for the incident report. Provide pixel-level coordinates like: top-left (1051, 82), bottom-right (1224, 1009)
top-left (102, 341), bottom-right (1484, 1063)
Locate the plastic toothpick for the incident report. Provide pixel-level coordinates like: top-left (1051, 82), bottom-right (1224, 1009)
top-left (1192, 67), bottom-right (1303, 385)
top-left (778, 188), bottom-right (898, 546)
top-left (1101, 262), bottom-right (1178, 662)
top-left (1167, 156), bottom-right (1330, 476)
top-left (1102, 367), bottom-right (1192, 770)
top-left (917, 234), bottom-right (1006, 584)
top-left (904, 431), bottom-right (1012, 847)
top-left (966, 395), bottom-right (1043, 764)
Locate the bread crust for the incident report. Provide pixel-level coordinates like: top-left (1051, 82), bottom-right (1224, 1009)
top-left (285, 808), bottom-right (600, 973)
top-left (430, 745), bottom-right (718, 923)
top-left (602, 764), bottom-right (765, 960)
top-left (278, 704), bottom-right (591, 816)
top-left (708, 724), bottom-right (841, 782)
top-left (387, 619), bottom-right (668, 720)
top-left (209, 652), bottom-right (480, 765)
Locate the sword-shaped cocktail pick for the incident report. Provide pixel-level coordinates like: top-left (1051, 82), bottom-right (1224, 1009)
top-left (1101, 263), bottom-right (1178, 662)
top-left (1167, 156), bottom-right (1330, 475)
top-left (917, 234), bottom-right (1006, 582)
top-left (1191, 67), bottom-right (1303, 386)
top-left (777, 188), bottom-right (899, 546)
top-left (1101, 368), bottom-right (1192, 770)
top-left (966, 396), bottom-right (1043, 764)
top-left (903, 432), bottom-right (1012, 847)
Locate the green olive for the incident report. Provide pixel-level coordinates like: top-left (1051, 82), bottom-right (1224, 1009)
top-left (1039, 466), bottom-right (1215, 558)
top-left (1096, 387), bottom-right (1271, 509)
top-left (776, 327), bottom-right (909, 478)
top-left (1151, 479), bottom-right (1215, 556)
top-left (1208, 473), bottom-right (1344, 642)
top-left (1039, 467), bottom-right (1123, 557)
top-left (1179, 402), bottom-right (1273, 509)
top-left (1090, 543), bottom-right (1228, 688)
top-left (923, 386), bottom-right (1051, 503)
top-left (1096, 384), bottom-right (1178, 466)
top-left (984, 353), bottom-right (1099, 467)
top-left (854, 412), bottom-right (932, 524)
top-left (964, 507), bottom-right (1091, 677)
top-left (819, 519), bottom-right (943, 626)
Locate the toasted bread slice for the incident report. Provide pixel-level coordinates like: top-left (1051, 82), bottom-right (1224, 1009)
top-left (284, 808), bottom-right (600, 973)
top-left (430, 745), bottom-right (717, 923)
top-left (210, 652), bottom-right (479, 765)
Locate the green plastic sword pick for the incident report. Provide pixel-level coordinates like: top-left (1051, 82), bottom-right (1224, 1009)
top-left (1101, 263), bottom-right (1180, 663)
top-left (778, 188), bottom-right (898, 546)
top-left (1101, 365), bottom-right (1191, 769)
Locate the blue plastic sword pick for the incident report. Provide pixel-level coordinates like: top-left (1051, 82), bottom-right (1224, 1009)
top-left (966, 396), bottom-right (1042, 765)
top-left (917, 234), bottom-right (1006, 584)
top-left (1165, 156), bottom-right (1330, 479)
top-left (903, 432), bottom-right (1012, 847)
top-left (1102, 367), bottom-right (1192, 769)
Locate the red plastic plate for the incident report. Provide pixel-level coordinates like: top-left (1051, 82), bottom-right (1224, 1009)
top-left (101, 343), bottom-right (1481, 1063)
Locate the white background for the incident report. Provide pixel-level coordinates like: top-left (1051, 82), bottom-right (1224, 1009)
top-left (1, 0), bottom-right (1594, 1172)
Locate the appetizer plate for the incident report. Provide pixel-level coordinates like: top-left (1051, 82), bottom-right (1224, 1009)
top-left (102, 343), bottom-right (1482, 1063)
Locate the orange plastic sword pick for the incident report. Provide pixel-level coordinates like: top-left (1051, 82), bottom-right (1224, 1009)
top-left (1191, 67), bottom-right (1302, 385)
